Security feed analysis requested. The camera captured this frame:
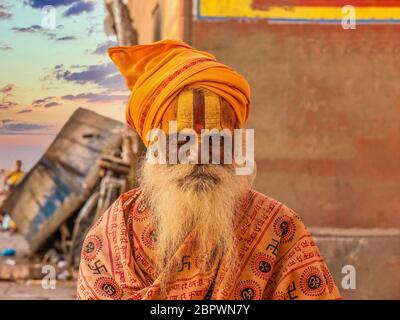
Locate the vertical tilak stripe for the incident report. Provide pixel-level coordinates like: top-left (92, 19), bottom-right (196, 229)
top-left (177, 88), bottom-right (194, 131)
top-left (193, 88), bottom-right (205, 134)
top-left (204, 91), bottom-right (221, 129)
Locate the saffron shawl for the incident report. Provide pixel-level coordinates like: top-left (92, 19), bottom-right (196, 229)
top-left (77, 188), bottom-right (341, 300)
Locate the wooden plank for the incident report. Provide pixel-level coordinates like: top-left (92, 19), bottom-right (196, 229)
top-left (3, 108), bottom-right (125, 253)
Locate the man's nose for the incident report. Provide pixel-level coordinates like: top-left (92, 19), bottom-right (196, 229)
top-left (193, 143), bottom-right (224, 164)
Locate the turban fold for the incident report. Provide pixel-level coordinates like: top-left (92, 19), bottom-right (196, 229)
top-left (108, 40), bottom-right (250, 146)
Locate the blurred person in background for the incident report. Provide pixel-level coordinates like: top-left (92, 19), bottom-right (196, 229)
top-left (0, 160), bottom-right (24, 234)
top-left (3, 160), bottom-right (24, 192)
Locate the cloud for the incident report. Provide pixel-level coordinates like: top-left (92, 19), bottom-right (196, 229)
top-left (26, 0), bottom-right (78, 8)
top-left (0, 84), bottom-right (17, 109)
top-left (0, 10), bottom-right (11, 19)
top-left (32, 96), bottom-right (56, 106)
top-left (43, 102), bottom-right (60, 107)
top-left (32, 96), bottom-right (61, 108)
top-left (0, 122), bottom-right (51, 132)
top-left (92, 40), bottom-right (117, 55)
top-left (96, 74), bottom-right (126, 92)
top-left (42, 62), bottom-right (128, 93)
top-left (56, 35), bottom-right (77, 41)
top-left (61, 63), bottom-right (116, 83)
top-left (28, 91), bottom-right (126, 110)
top-left (61, 92), bottom-right (127, 103)
top-left (0, 83), bottom-right (16, 94)
top-left (86, 23), bottom-right (100, 36)
top-left (0, 1), bottom-right (12, 19)
top-left (11, 24), bottom-right (57, 40)
top-left (0, 119), bottom-right (53, 134)
top-left (0, 42), bottom-right (12, 51)
top-left (0, 101), bottom-right (18, 109)
top-left (27, 1), bottom-right (95, 18)
top-left (63, 1), bottom-right (94, 17)
top-left (11, 24), bottom-right (42, 33)
top-left (48, 63), bottom-right (126, 91)
top-left (30, 91), bottom-right (126, 108)
top-left (16, 109), bottom-right (33, 113)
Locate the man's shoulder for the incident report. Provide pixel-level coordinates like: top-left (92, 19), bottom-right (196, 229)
top-left (118, 187), bottom-right (143, 208)
top-left (246, 189), bottom-right (303, 221)
top-left (88, 187), bottom-right (143, 233)
top-left (247, 190), bottom-right (312, 253)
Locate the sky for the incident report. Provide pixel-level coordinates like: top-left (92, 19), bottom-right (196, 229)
top-left (0, 0), bottom-right (129, 171)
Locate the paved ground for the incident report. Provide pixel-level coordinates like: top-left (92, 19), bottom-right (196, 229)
top-left (0, 231), bottom-right (77, 300)
top-left (0, 280), bottom-right (77, 300)
top-left (312, 227), bottom-right (400, 300)
top-left (0, 232), bottom-right (29, 257)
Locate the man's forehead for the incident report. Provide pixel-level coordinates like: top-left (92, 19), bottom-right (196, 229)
top-left (160, 86), bottom-right (237, 134)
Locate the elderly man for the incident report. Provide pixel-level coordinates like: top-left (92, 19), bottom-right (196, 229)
top-left (77, 40), bottom-right (341, 300)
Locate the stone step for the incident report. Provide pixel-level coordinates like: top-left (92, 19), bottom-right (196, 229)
top-left (310, 227), bottom-right (400, 300)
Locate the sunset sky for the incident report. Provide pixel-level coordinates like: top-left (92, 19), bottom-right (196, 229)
top-left (0, 0), bottom-right (129, 170)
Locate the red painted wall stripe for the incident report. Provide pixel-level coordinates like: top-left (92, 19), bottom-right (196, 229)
top-left (251, 0), bottom-right (400, 8)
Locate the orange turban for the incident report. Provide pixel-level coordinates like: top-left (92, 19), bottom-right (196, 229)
top-left (108, 40), bottom-right (250, 146)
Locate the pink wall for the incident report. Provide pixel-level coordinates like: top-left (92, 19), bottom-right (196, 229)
top-left (192, 21), bottom-right (400, 228)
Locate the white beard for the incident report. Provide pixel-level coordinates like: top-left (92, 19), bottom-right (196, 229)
top-left (139, 162), bottom-right (251, 279)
